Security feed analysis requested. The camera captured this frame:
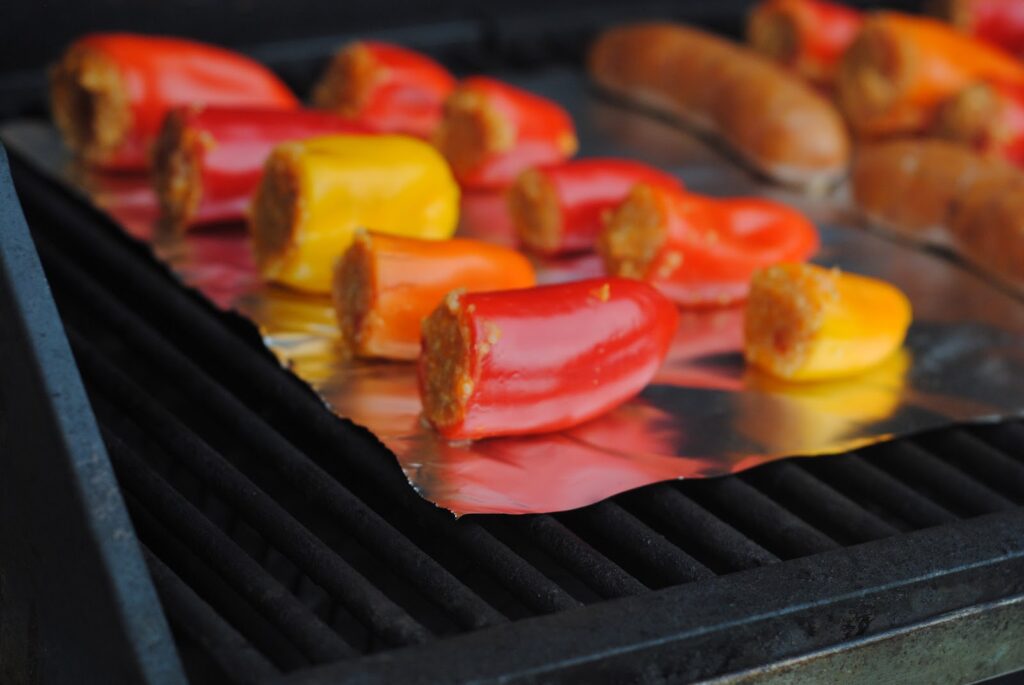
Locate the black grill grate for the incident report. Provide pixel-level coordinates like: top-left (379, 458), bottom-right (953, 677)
top-left (10, 141), bottom-right (1024, 683)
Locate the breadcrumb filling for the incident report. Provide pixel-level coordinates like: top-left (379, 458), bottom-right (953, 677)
top-left (508, 169), bottom-right (561, 253)
top-left (153, 110), bottom-right (204, 230)
top-left (935, 83), bottom-right (1000, 148)
top-left (421, 294), bottom-right (473, 430)
top-left (332, 233), bottom-right (377, 356)
top-left (841, 27), bottom-right (901, 119)
top-left (50, 45), bottom-right (131, 163)
top-left (434, 89), bottom-right (514, 176)
top-left (744, 264), bottom-right (838, 377)
top-left (598, 184), bottom-right (668, 279)
top-left (312, 43), bottom-right (378, 116)
top-left (250, 147), bottom-right (301, 266)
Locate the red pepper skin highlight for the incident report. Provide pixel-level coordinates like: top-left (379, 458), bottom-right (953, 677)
top-left (153, 106), bottom-right (369, 229)
top-left (508, 158), bottom-right (684, 255)
top-left (313, 41), bottom-right (455, 138)
top-left (51, 33), bottom-right (299, 170)
top-left (433, 76), bottom-right (578, 189)
top-left (418, 277), bottom-right (678, 440)
top-left (600, 184), bottom-right (819, 307)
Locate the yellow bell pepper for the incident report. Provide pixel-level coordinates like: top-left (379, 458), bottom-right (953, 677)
top-left (744, 263), bottom-right (912, 381)
top-left (249, 134), bottom-right (459, 293)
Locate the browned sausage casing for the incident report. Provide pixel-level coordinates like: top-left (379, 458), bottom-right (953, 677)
top-left (588, 22), bottom-right (851, 190)
top-left (852, 139), bottom-right (1024, 288)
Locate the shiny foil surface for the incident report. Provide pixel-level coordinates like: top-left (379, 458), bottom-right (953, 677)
top-left (5, 69), bottom-right (1024, 515)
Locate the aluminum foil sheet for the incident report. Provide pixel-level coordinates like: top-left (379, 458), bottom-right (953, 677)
top-left (5, 68), bottom-right (1024, 515)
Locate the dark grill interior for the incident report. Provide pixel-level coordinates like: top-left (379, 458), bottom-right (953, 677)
top-left (10, 149), bottom-right (1024, 682)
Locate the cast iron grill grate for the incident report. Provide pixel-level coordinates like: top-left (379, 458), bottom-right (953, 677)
top-left (10, 140), bottom-right (1024, 683)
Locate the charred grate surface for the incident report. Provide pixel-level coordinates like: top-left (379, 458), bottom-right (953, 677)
top-left (10, 154), bottom-right (1024, 682)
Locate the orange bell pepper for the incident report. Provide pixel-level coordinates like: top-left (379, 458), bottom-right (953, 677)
top-left (50, 33), bottom-right (299, 169)
top-left (744, 263), bottom-right (912, 381)
top-left (747, 0), bottom-right (863, 87)
top-left (333, 231), bottom-right (536, 360)
top-left (433, 76), bottom-right (578, 189)
top-left (837, 12), bottom-right (1024, 136)
top-left (599, 184), bottom-right (819, 307)
top-left (312, 41), bottom-right (455, 139)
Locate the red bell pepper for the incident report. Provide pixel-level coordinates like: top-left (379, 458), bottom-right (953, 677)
top-left (153, 106), bottom-right (369, 229)
top-left (600, 184), bottom-right (819, 307)
top-left (433, 76), bottom-right (578, 189)
top-left (933, 82), bottom-right (1024, 166)
top-left (508, 158), bottom-right (684, 256)
top-left (312, 41), bottom-right (456, 139)
top-left (747, 0), bottom-right (863, 87)
top-left (418, 277), bottom-right (678, 440)
top-left (942, 0), bottom-right (1024, 56)
top-left (50, 33), bottom-right (299, 170)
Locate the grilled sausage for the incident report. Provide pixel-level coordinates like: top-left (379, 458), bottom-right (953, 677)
top-left (588, 22), bottom-right (851, 190)
top-left (851, 138), bottom-right (1024, 288)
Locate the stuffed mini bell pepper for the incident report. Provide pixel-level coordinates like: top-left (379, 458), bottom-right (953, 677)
top-left (599, 184), bottom-right (819, 307)
top-left (744, 263), bottom-right (912, 381)
top-left (508, 158), bottom-right (683, 256)
top-left (747, 0), bottom-right (863, 87)
top-left (153, 106), bottom-right (369, 230)
top-left (837, 12), bottom-right (1024, 137)
top-left (312, 41), bottom-right (456, 139)
top-left (50, 33), bottom-right (299, 169)
top-left (419, 277), bottom-right (678, 440)
top-left (333, 231), bottom-right (536, 360)
top-left (249, 134), bottom-right (459, 293)
top-left (433, 76), bottom-right (578, 189)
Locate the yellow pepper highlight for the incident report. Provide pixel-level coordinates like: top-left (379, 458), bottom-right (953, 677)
top-left (250, 134), bottom-right (459, 293)
top-left (744, 263), bottom-right (912, 381)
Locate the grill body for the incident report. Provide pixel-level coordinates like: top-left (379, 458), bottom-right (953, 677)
top-left (2, 2), bottom-right (1024, 683)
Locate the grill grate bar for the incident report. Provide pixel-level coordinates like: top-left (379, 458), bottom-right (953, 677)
top-left (514, 516), bottom-right (649, 598)
top-left (971, 422), bottom-right (1024, 464)
top-left (126, 485), bottom-right (313, 670)
top-left (561, 501), bottom-right (715, 585)
top-left (801, 455), bottom-right (957, 529)
top-left (872, 442), bottom-right (1018, 516)
top-left (622, 485), bottom-right (780, 572)
top-left (684, 478), bottom-right (840, 559)
top-left (920, 429), bottom-right (1024, 502)
top-left (101, 431), bottom-right (356, 663)
top-left (30, 205), bottom-right (583, 618)
top-left (71, 332), bottom-right (461, 646)
top-left (444, 520), bottom-right (585, 613)
top-left (40, 241), bottom-right (506, 636)
top-left (142, 545), bottom-right (279, 684)
top-left (743, 462), bottom-right (900, 543)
